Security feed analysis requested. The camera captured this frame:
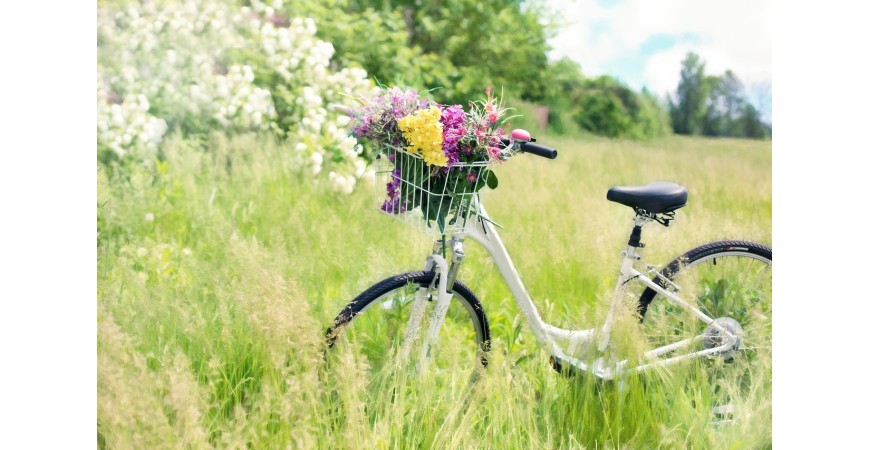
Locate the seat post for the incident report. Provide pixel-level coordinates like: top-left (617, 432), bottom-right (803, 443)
top-left (628, 223), bottom-right (644, 248)
top-left (627, 213), bottom-right (652, 250)
top-left (598, 213), bottom-right (654, 352)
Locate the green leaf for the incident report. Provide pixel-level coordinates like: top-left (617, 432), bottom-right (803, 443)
top-left (485, 170), bottom-right (499, 190)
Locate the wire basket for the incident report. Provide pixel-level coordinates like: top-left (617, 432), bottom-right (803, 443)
top-left (374, 144), bottom-right (492, 235)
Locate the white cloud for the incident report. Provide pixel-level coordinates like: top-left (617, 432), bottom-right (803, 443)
top-left (547, 0), bottom-right (615, 77)
top-left (547, 0), bottom-right (771, 96)
top-left (642, 44), bottom-right (692, 95)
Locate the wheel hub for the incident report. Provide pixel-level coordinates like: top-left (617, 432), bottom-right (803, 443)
top-left (703, 317), bottom-right (744, 359)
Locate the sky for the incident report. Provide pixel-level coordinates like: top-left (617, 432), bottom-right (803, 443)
top-left (545, 0), bottom-right (772, 122)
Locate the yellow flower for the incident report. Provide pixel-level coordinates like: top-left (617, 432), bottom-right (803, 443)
top-left (398, 106), bottom-right (447, 167)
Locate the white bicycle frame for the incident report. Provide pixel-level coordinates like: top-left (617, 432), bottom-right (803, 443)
top-left (328, 104), bottom-right (738, 378)
top-left (406, 199), bottom-right (739, 380)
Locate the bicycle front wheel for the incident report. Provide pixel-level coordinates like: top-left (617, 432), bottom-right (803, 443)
top-left (326, 271), bottom-right (490, 380)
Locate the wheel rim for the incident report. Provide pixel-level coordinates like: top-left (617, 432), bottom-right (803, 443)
top-left (642, 252), bottom-right (772, 391)
top-left (328, 281), bottom-right (486, 388)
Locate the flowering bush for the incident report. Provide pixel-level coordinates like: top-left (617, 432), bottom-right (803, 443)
top-left (96, 83), bottom-right (168, 159)
top-left (349, 87), bottom-right (515, 230)
top-left (97, 0), bottom-right (375, 192)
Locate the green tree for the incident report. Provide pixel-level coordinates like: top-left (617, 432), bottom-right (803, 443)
top-left (737, 103), bottom-right (770, 139)
top-left (575, 89), bottom-right (632, 137)
top-left (279, 0), bottom-right (442, 89)
top-left (573, 75), bottom-right (670, 139)
top-left (702, 70), bottom-right (746, 137)
top-left (337, 0), bottom-right (551, 105)
top-left (546, 58), bottom-right (585, 95)
top-left (670, 52), bottom-right (769, 139)
top-left (637, 88), bottom-right (671, 138)
top-left (669, 52), bottom-right (711, 135)
top-left (541, 58), bottom-right (585, 133)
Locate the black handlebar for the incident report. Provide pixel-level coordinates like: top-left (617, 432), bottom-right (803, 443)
top-left (499, 137), bottom-right (559, 160)
top-left (520, 141), bottom-right (558, 159)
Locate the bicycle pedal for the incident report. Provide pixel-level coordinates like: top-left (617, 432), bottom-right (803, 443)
top-left (710, 404), bottom-right (735, 426)
top-left (711, 404), bottom-right (735, 416)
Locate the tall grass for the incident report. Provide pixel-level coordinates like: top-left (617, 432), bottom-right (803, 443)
top-left (97, 132), bottom-right (771, 449)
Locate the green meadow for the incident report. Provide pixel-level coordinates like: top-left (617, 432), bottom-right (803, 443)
top-left (97, 133), bottom-right (771, 449)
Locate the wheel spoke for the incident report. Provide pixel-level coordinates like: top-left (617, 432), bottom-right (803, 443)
top-left (327, 272), bottom-right (487, 418)
top-left (639, 244), bottom-right (771, 402)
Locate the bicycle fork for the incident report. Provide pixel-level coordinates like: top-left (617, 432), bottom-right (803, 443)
top-left (398, 238), bottom-right (466, 371)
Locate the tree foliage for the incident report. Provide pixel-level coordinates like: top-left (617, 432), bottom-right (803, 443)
top-left (539, 59), bottom-right (670, 139)
top-left (279, 0), bottom-right (550, 106)
top-left (669, 52), bottom-right (710, 135)
top-left (575, 79), bottom-right (670, 139)
top-left (273, 1), bottom-right (674, 140)
top-left (670, 52), bottom-right (770, 139)
top-left (102, 1), bottom-right (765, 143)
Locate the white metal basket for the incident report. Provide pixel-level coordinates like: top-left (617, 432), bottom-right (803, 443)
top-left (374, 144), bottom-right (491, 235)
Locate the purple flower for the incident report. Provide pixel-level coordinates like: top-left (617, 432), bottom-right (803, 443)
top-left (380, 167), bottom-right (405, 214)
top-left (349, 87), bottom-right (429, 144)
top-left (440, 104), bottom-right (466, 167)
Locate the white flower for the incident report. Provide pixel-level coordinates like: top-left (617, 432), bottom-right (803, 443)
top-left (363, 167), bottom-right (376, 185)
top-left (98, 3), bottom-right (375, 190)
top-left (242, 65), bottom-right (255, 83)
top-left (333, 175), bottom-right (346, 192)
top-left (343, 175), bottom-right (356, 194)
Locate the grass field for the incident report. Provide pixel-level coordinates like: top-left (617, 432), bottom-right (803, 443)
top-left (97, 132), bottom-right (771, 449)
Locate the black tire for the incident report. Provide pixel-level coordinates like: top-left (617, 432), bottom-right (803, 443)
top-left (639, 240), bottom-right (772, 319)
top-left (637, 240), bottom-right (772, 386)
top-left (326, 271), bottom-right (491, 372)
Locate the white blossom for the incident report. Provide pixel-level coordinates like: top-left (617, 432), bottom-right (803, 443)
top-left (98, 0), bottom-right (375, 192)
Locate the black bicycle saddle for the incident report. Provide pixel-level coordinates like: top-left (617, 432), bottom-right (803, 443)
top-left (606, 182), bottom-right (688, 214)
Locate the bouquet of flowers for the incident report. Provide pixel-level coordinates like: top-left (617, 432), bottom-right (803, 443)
top-left (348, 87), bottom-right (516, 233)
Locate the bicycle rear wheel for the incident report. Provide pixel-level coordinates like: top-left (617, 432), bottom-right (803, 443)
top-left (637, 240), bottom-right (772, 388)
top-left (326, 271), bottom-right (490, 382)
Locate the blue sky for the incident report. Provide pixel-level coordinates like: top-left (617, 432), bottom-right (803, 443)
top-left (546, 0), bottom-right (772, 122)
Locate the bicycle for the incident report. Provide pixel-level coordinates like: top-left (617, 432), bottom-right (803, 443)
top-left (324, 125), bottom-right (771, 392)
